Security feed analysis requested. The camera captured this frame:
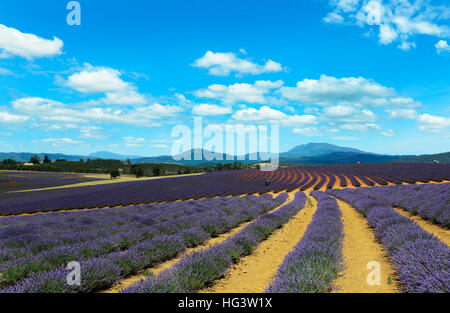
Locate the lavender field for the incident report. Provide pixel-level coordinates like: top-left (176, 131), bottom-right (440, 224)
top-left (0, 164), bottom-right (448, 294)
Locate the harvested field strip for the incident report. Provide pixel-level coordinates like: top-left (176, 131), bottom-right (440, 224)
top-left (331, 198), bottom-right (399, 293)
top-left (392, 207), bottom-right (450, 246)
top-left (104, 192), bottom-right (298, 293)
top-left (200, 195), bottom-right (317, 293)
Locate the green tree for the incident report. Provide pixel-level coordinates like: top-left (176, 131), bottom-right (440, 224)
top-left (30, 155), bottom-right (40, 165)
top-left (131, 165), bottom-right (145, 178)
top-left (110, 169), bottom-right (120, 179)
top-left (152, 167), bottom-right (161, 177)
top-left (43, 155), bottom-right (51, 164)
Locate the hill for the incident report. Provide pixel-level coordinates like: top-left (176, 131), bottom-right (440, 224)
top-left (394, 152), bottom-right (450, 163)
top-left (280, 143), bottom-right (368, 158)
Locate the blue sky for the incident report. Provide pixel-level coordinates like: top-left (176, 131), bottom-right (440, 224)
top-left (0, 0), bottom-right (449, 157)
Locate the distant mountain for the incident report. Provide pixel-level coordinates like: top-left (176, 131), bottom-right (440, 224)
top-left (133, 149), bottom-right (247, 165)
top-left (0, 152), bottom-right (85, 163)
top-left (280, 152), bottom-right (405, 165)
top-left (393, 152), bottom-right (450, 163)
top-left (89, 151), bottom-right (141, 161)
top-left (280, 143), bottom-right (368, 158)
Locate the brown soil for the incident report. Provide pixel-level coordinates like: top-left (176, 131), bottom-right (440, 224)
top-left (392, 207), bottom-right (450, 246)
top-left (331, 199), bottom-right (399, 293)
top-left (200, 195), bottom-right (317, 293)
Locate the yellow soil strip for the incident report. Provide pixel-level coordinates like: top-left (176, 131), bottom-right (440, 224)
top-left (102, 193), bottom-right (294, 293)
top-left (392, 207), bottom-right (450, 246)
top-left (332, 199), bottom-right (399, 293)
top-left (200, 195), bottom-right (317, 293)
top-left (11, 173), bottom-right (204, 193)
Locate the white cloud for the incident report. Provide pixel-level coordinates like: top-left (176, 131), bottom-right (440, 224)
top-left (292, 127), bottom-right (323, 137)
top-left (66, 64), bottom-right (131, 93)
top-left (435, 40), bottom-right (450, 53)
top-left (0, 111), bottom-right (29, 123)
top-left (0, 67), bottom-right (13, 75)
top-left (322, 104), bottom-right (376, 123)
top-left (103, 91), bottom-right (147, 105)
top-left (324, 0), bottom-right (450, 51)
top-left (80, 126), bottom-right (107, 140)
top-left (340, 122), bottom-right (381, 131)
top-left (417, 113), bottom-right (450, 133)
top-left (152, 144), bottom-right (168, 148)
top-left (194, 80), bottom-right (283, 104)
top-left (192, 50), bottom-right (284, 76)
top-left (387, 108), bottom-right (417, 119)
top-left (382, 129), bottom-right (395, 136)
top-left (124, 137), bottom-right (146, 147)
top-left (192, 103), bottom-right (232, 116)
top-left (232, 106), bottom-right (317, 126)
top-left (279, 75), bottom-right (395, 106)
top-left (0, 24), bottom-right (63, 60)
top-left (12, 97), bottom-right (180, 127)
top-left (39, 138), bottom-right (82, 146)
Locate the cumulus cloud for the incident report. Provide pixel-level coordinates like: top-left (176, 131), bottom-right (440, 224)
top-left (323, 0), bottom-right (450, 52)
top-left (340, 122), bottom-right (381, 131)
top-left (0, 24), bottom-right (63, 60)
top-left (192, 50), bottom-right (284, 76)
top-left (279, 75), bottom-right (395, 106)
top-left (39, 138), bottom-right (82, 146)
top-left (66, 64), bottom-right (131, 93)
top-left (435, 40), bottom-right (450, 53)
top-left (417, 113), bottom-right (450, 133)
top-left (382, 129), bottom-right (395, 136)
top-left (80, 126), bottom-right (107, 140)
top-left (232, 106), bottom-right (317, 126)
top-left (322, 104), bottom-right (376, 123)
top-left (292, 127), bottom-right (323, 137)
top-left (0, 110), bottom-right (29, 123)
top-left (192, 103), bottom-right (232, 116)
top-left (386, 108), bottom-right (418, 119)
top-left (194, 80), bottom-right (284, 104)
top-left (11, 97), bottom-right (181, 127)
top-left (124, 137), bottom-right (146, 148)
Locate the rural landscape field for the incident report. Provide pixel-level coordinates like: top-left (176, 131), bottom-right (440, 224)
top-left (0, 162), bottom-right (449, 294)
top-left (1, 0), bottom-right (449, 303)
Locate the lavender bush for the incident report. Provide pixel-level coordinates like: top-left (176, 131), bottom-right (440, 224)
top-left (266, 191), bottom-right (343, 293)
top-left (328, 188), bottom-right (450, 293)
top-left (121, 191), bottom-right (307, 293)
top-left (0, 194), bottom-right (288, 292)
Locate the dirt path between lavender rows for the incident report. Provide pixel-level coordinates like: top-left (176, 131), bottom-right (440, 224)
top-left (200, 194), bottom-right (317, 293)
top-left (102, 191), bottom-right (292, 293)
top-left (392, 207), bottom-right (450, 246)
top-left (332, 198), bottom-right (399, 293)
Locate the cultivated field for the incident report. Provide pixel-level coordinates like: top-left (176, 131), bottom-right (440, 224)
top-left (0, 163), bottom-right (448, 293)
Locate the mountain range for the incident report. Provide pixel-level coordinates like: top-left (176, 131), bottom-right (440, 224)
top-left (0, 143), bottom-right (447, 165)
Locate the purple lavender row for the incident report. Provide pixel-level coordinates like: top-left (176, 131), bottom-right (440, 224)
top-left (0, 194), bottom-right (288, 293)
top-left (0, 171), bottom-right (286, 216)
top-left (266, 191), bottom-right (343, 293)
top-left (0, 194), bottom-right (288, 290)
top-left (327, 189), bottom-right (450, 293)
top-left (0, 197), bottom-right (245, 264)
top-left (121, 192), bottom-right (307, 293)
top-left (352, 183), bottom-right (450, 228)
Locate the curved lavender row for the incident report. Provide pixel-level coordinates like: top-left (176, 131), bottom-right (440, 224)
top-left (0, 194), bottom-right (288, 291)
top-left (0, 171), bottom-right (287, 216)
top-left (327, 189), bottom-right (450, 293)
top-left (121, 192), bottom-right (307, 293)
top-left (266, 191), bottom-right (343, 293)
top-left (350, 183), bottom-right (450, 228)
